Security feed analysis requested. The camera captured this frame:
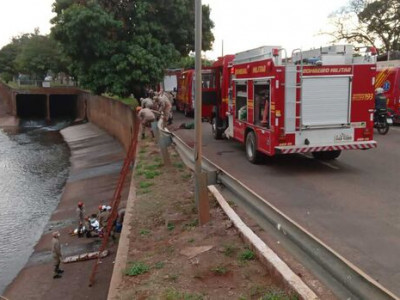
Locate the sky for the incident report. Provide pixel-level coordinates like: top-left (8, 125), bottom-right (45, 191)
top-left (0, 0), bottom-right (350, 59)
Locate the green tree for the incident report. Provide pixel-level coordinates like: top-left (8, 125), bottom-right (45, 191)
top-left (0, 34), bottom-right (31, 82)
top-left (328, 0), bottom-right (400, 53)
top-left (51, 0), bottom-right (215, 96)
top-left (15, 31), bottom-right (66, 80)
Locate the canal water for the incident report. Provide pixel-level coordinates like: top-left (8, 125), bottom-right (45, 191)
top-left (0, 121), bottom-right (70, 294)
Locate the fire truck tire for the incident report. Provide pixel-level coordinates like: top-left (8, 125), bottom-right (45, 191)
top-left (312, 150), bottom-right (341, 160)
top-left (212, 117), bottom-right (223, 139)
top-left (245, 131), bottom-right (261, 164)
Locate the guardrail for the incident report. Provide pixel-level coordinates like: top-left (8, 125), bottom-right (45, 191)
top-left (156, 124), bottom-right (398, 300)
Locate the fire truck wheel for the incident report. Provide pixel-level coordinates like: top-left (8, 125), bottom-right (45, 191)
top-left (312, 150), bottom-right (341, 160)
top-left (245, 131), bottom-right (261, 164)
top-left (212, 117), bottom-right (223, 140)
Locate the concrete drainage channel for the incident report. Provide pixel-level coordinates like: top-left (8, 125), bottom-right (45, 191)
top-left (157, 125), bottom-right (398, 300)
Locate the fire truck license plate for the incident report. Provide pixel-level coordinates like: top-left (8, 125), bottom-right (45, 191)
top-left (334, 133), bottom-right (353, 143)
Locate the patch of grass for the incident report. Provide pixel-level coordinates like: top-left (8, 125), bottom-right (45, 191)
top-left (223, 244), bottom-right (237, 257)
top-left (154, 156), bottom-right (162, 163)
top-left (163, 288), bottom-right (204, 300)
top-left (211, 265), bottom-right (228, 275)
top-left (144, 163), bottom-right (162, 171)
top-left (184, 219), bottom-right (198, 230)
top-left (125, 261), bottom-right (149, 276)
top-left (154, 261), bottom-right (164, 269)
top-left (139, 148), bottom-right (147, 154)
top-left (261, 290), bottom-right (298, 300)
top-left (239, 249), bottom-right (255, 261)
top-left (135, 169), bottom-right (144, 176)
top-left (139, 229), bottom-right (151, 236)
top-left (144, 170), bottom-right (161, 179)
top-left (173, 162), bottom-right (184, 169)
top-left (188, 238), bottom-right (195, 243)
top-left (139, 181), bottom-right (154, 189)
top-left (137, 189), bottom-right (150, 195)
top-left (167, 222), bottom-right (175, 231)
top-left (181, 173), bottom-right (192, 180)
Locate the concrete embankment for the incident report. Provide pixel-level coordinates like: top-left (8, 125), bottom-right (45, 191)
top-left (4, 122), bottom-right (131, 300)
top-left (1, 92), bottom-right (137, 299)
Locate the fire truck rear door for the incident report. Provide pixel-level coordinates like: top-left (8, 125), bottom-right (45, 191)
top-left (301, 76), bottom-right (351, 128)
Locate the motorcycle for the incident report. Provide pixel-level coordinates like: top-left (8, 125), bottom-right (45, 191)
top-left (374, 108), bottom-right (391, 135)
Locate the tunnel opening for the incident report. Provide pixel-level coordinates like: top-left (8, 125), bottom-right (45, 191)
top-left (50, 94), bottom-right (78, 120)
top-left (16, 94), bottom-right (47, 118)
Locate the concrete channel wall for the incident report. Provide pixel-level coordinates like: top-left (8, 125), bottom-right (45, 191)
top-left (82, 93), bottom-right (136, 152)
top-left (0, 82), bottom-right (136, 151)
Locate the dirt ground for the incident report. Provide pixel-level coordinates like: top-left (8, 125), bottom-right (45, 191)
top-left (114, 138), bottom-right (297, 300)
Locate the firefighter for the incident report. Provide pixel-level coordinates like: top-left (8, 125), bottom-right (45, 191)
top-left (154, 93), bottom-right (172, 127)
top-left (98, 205), bottom-right (109, 229)
top-left (76, 202), bottom-right (85, 237)
top-left (136, 106), bottom-right (156, 139)
top-left (51, 231), bottom-right (64, 279)
top-left (140, 97), bottom-right (154, 109)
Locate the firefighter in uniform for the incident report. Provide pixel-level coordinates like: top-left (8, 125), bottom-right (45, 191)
top-left (137, 106), bottom-right (156, 139)
top-left (154, 93), bottom-right (172, 128)
top-left (51, 231), bottom-right (64, 278)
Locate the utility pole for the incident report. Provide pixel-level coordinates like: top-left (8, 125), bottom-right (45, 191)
top-left (194, 0), bottom-right (210, 224)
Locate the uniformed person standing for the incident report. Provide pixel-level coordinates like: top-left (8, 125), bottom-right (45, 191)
top-left (51, 231), bottom-right (64, 279)
top-left (154, 94), bottom-right (172, 128)
top-left (76, 202), bottom-right (85, 237)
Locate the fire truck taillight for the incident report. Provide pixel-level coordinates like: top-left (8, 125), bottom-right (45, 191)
top-left (231, 67), bottom-right (235, 74)
top-left (272, 48), bottom-right (279, 57)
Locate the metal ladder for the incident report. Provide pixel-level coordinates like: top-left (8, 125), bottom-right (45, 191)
top-left (88, 117), bottom-right (140, 287)
top-left (284, 49), bottom-right (304, 133)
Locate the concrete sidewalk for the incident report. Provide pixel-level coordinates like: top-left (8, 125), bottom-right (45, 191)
top-left (4, 123), bottom-right (131, 300)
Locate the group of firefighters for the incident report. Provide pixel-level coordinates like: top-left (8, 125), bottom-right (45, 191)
top-left (137, 91), bottom-right (173, 139)
top-left (51, 201), bottom-right (125, 279)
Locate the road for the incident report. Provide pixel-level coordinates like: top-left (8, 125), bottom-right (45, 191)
top-left (171, 112), bottom-right (400, 297)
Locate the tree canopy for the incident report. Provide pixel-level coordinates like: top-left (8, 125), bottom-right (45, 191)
top-left (0, 30), bottom-right (67, 82)
top-left (51, 0), bottom-right (215, 96)
top-left (328, 0), bottom-right (400, 54)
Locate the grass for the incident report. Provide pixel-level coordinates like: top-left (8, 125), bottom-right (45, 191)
top-left (222, 244), bottom-right (237, 257)
top-left (184, 219), bottom-right (199, 230)
top-left (103, 93), bottom-right (139, 109)
top-left (181, 173), bottom-right (192, 180)
top-left (167, 222), bottom-right (175, 231)
top-left (163, 288), bottom-right (204, 300)
top-left (139, 229), bottom-right (151, 236)
top-left (144, 170), bottom-right (161, 179)
top-left (144, 163), bottom-right (162, 171)
top-left (139, 181), bottom-right (154, 189)
top-left (261, 291), bottom-right (298, 300)
top-left (211, 265), bottom-right (228, 275)
top-left (125, 261), bottom-right (150, 276)
top-left (173, 162), bottom-right (184, 169)
top-left (239, 249), bottom-right (255, 261)
top-left (154, 261), bottom-right (165, 269)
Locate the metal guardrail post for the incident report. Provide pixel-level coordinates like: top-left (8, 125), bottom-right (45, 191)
top-left (153, 119), bottom-right (171, 166)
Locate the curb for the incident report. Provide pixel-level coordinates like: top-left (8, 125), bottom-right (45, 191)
top-left (208, 185), bottom-right (319, 300)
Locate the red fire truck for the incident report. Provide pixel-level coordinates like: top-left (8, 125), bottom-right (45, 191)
top-left (211, 45), bottom-right (377, 163)
top-left (375, 60), bottom-right (400, 123)
top-left (176, 67), bottom-right (219, 119)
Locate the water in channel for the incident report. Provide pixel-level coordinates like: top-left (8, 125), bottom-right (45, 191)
top-left (0, 120), bottom-right (71, 294)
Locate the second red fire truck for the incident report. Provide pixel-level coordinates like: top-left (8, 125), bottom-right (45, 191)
top-left (211, 45), bottom-right (377, 163)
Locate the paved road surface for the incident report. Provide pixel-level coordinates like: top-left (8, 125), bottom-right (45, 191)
top-left (172, 112), bottom-right (400, 296)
